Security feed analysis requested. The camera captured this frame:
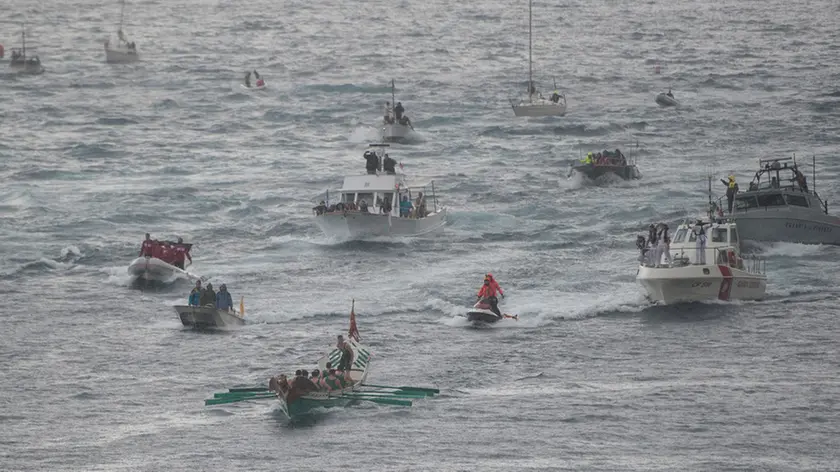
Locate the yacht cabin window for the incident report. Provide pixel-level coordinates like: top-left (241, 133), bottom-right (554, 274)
top-left (735, 196), bottom-right (758, 210)
top-left (341, 193), bottom-right (355, 203)
top-left (356, 192), bottom-right (374, 205)
top-left (688, 230), bottom-right (697, 242)
top-left (711, 228), bottom-right (728, 243)
top-left (731, 228), bottom-right (739, 244)
top-left (784, 194), bottom-right (809, 207)
top-left (673, 229), bottom-right (687, 243)
top-left (757, 193), bottom-right (785, 207)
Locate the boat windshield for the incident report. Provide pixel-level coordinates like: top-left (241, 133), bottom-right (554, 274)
top-left (757, 193), bottom-right (785, 207)
top-left (711, 228), bottom-right (728, 243)
top-left (784, 194), bottom-right (809, 207)
top-left (735, 196), bottom-right (758, 210)
top-left (356, 192), bottom-right (374, 205)
top-left (673, 229), bottom-right (688, 243)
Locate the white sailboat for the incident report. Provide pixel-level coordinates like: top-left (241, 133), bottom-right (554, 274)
top-left (509, 0), bottom-right (566, 117)
top-left (104, 0), bottom-right (139, 63)
top-left (8, 24), bottom-right (45, 75)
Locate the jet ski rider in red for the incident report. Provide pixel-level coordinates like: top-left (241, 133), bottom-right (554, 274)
top-left (477, 274), bottom-right (505, 317)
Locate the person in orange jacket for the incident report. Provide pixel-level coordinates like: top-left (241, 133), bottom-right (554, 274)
top-left (476, 277), bottom-right (501, 317)
top-left (485, 273), bottom-right (504, 299)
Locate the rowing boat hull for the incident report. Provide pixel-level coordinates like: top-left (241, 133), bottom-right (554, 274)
top-left (173, 305), bottom-right (245, 328)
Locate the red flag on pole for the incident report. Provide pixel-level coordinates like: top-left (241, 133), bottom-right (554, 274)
top-left (348, 299), bottom-right (360, 342)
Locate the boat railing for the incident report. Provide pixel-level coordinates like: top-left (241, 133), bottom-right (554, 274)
top-left (713, 248), bottom-right (766, 275)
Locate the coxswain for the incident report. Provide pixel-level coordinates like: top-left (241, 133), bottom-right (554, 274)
top-left (244, 71), bottom-right (251, 88)
top-left (173, 237), bottom-right (192, 269)
top-left (139, 233), bottom-right (156, 257)
top-left (476, 277), bottom-right (501, 317)
top-left (485, 273), bottom-right (505, 299)
top-left (336, 335), bottom-right (354, 371)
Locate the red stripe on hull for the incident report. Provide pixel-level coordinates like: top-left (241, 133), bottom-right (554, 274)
top-left (717, 265), bottom-right (733, 300)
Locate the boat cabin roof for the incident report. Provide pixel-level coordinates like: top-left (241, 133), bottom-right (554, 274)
top-left (669, 219), bottom-right (740, 251)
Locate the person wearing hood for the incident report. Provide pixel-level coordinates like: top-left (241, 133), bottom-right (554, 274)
top-left (215, 284), bottom-right (234, 311)
top-left (383, 154), bottom-right (397, 174)
top-left (394, 102), bottom-right (405, 121)
top-left (188, 280), bottom-right (202, 306)
top-left (200, 283), bottom-right (216, 307)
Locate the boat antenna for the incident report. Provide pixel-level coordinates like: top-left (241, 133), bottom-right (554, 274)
top-left (528, 0), bottom-right (532, 103)
top-left (707, 172), bottom-right (713, 221)
top-left (22, 23), bottom-right (26, 57)
top-left (391, 79), bottom-right (395, 115)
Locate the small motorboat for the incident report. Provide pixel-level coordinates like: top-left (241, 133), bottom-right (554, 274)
top-left (173, 305), bottom-right (245, 328)
top-left (127, 256), bottom-right (195, 283)
top-left (636, 217), bottom-right (767, 304)
top-left (655, 92), bottom-right (679, 107)
top-left (568, 149), bottom-right (641, 181)
top-left (381, 79), bottom-right (415, 142)
top-left (466, 299), bottom-right (503, 325)
top-left (8, 26), bottom-right (45, 75)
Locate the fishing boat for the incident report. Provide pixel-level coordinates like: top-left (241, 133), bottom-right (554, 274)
top-left (104, 0), bottom-right (139, 63)
top-left (567, 149), bottom-right (641, 181)
top-left (173, 301), bottom-right (245, 328)
top-left (718, 156), bottom-right (840, 245)
top-left (313, 144), bottom-right (446, 240)
top-left (509, 0), bottom-right (566, 117)
top-left (204, 301), bottom-right (439, 420)
top-left (381, 80), bottom-right (415, 142)
top-left (8, 25), bottom-right (45, 75)
top-left (655, 91), bottom-right (678, 107)
top-left (637, 179), bottom-right (767, 304)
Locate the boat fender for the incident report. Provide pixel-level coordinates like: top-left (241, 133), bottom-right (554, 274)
top-left (727, 250), bottom-right (736, 267)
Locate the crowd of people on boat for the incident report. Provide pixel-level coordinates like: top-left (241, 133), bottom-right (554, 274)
top-left (9, 49), bottom-right (41, 66)
top-left (244, 70), bottom-right (264, 88)
top-left (476, 273), bottom-right (504, 317)
top-left (312, 192), bottom-right (428, 218)
top-left (139, 233), bottom-right (192, 269)
top-left (580, 149), bottom-right (628, 167)
top-left (268, 335), bottom-right (357, 402)
top-left (637, 223), bottom-right (673, 267)
top-left (188, 280), bottom-right (236, 312)
top-left (383, 101), bottom-right (412, 128)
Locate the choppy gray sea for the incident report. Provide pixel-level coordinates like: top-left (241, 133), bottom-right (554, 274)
top-left (2, 0), bottom-right (840, 470)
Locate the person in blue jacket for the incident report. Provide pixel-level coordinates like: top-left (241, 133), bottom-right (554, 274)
top-left (215, 283), bottom-right (234, 312)
top-left (188, 280), bottom-right (202, 306)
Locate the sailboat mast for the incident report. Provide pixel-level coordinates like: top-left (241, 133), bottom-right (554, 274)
top-left (119, 0), bottom-right (125, 29)
top-left (528, 0), bottom-right (533, 102)
top-left (22, 26), bottom-right (26, 56)
top-left (391, 79), bottom-right (396, 112)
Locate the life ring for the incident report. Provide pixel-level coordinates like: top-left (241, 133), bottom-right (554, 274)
top-left (727, 250), bottom-right (736, 267)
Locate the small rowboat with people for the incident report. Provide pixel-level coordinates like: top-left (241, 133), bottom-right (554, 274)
top-left (174, 289), bottom-right (245, 328)
top-left (204, 301), bottom-right (438, 420)
top-left (128, 234), bottom-right (198, 283)
top-left (567, 148), bottom-right (641, 181)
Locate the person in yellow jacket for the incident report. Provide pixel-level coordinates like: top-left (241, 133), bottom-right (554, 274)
top-left (581, 152), bottom-right (593, 165)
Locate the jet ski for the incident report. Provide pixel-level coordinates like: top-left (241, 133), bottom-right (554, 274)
top-left (465, 299), bottom-right (504, 325)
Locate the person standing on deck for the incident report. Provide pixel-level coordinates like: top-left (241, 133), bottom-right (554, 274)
top-left (140, 233), bottom-right (156, 257)
top-left (693, 220), bottom-right (708, 264)
top-left (215, 284), bottom-right (233, 312)
top-left (383, 101), bottom-right (393, 124)
top-left (721, 175), bottom-right (739, 213)
top-left (336, 335), bottom-right (354, 372)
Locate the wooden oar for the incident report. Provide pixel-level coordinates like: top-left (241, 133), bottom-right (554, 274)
top-left (227, 386), bottom-right (269, 393)
top-left (351, 391), bottom-right (428, 399)
top-left (205, 392), bottom-right (276, 406)
top-left (339, 394), bottom-right (412, 407)
top-left (360, 384), bottom-right (439, 395)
